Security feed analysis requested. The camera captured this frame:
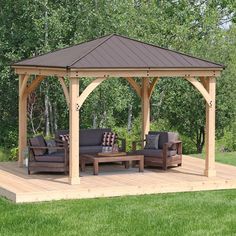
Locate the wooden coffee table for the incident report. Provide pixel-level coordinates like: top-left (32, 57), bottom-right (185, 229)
top-left (80, 154), bottom-right (144, 175)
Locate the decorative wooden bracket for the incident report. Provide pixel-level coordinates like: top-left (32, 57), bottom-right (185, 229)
top-left (77, 77), bottom-right (107, 108)
top-left (148, 77), bottom-right (159, 98)
top-left (59, 77), bottom-right (70, 107)
top-left (125, 77), bottom-right (141, 97)
top-left (185, 77), bottom-right (212, 107)
top-left (25, 75), bottom-right (44, 95)
top-left (199, 76), bottom-right (207, 89)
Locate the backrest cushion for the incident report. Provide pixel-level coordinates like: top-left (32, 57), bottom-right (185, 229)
top-left (55, 128), bottom-right (112, 146)
top-left (102, 132), bottom-right (117, 146)
top-left (80, 128), bottom-right (111, 146)
top-left (148, 131), bottom-right (179, 149)
top-left (29, 135), bottom-right (47, 156)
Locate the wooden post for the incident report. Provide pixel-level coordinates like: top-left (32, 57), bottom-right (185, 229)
top-left (18, 75), bottom-right (28, 167)
top-left (69, 78), bottom-right (80, 184)
top-left (204, 77), bottom-right (216, 177)
top-left (141, 78), bottom-right (150, 142)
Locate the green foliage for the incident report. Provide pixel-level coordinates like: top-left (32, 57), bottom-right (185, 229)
top-left (0, 190), bottom-right (236, 235)
top-left (9, 147), bottom-right (18, 161)
top-left (0, 1), bottom-right (236, 153)
top-left (217, 121), bottom-right (236, 152)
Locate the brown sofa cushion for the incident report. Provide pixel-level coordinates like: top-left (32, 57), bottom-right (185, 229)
top-left (34, 152), bottom-right (65, 162)
top-left (55, 129), bottom-right (112, 146)
top-left (79, 146), bottom-right (103, 154)
top-left (29, 135), bottom-right (47, 156)
top-left (135, 149), bottom-right (177, 158)
top-left (80, 128), bottom-right (111, 146)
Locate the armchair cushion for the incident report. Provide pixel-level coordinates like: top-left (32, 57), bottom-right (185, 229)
top-left (46, 140), bottom-right (57, 154)
top-left (135, 149), bottom-right (177, 158)
top-left (149, 131), bottom-right (178, 149)
top-left (145, 134), bottom-right (159, 149)
top-left (34, 152), bottom-right (65, 162)
top-left (29, 135), bottom-right (47, 156)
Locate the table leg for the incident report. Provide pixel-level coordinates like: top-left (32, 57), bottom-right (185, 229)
top-left (80, 159), bottom-right (85, 172)
top-left (93, 160), bottom-right (99, 175)
top-left (139, 158), bottom-right (144, 172)
top-left (125, 161), bottom-right (130, 169)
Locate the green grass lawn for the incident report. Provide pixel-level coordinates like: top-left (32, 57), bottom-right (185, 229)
top-left (192, 152), bottom-right (236, 166)
top-left (0, 190), bottom-right (236, 236)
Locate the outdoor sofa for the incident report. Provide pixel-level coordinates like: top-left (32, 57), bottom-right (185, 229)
top-left (132, 131), bottom-right (182, 170)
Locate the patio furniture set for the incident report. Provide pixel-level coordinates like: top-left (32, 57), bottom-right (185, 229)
top-left (28, 128), bottom-right (182, 175)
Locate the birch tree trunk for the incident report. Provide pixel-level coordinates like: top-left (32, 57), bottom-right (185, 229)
top-left (127, 104), bottom-right (132, 133)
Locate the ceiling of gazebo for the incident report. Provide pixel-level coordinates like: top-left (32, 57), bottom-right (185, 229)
top-left (13, 34), bottom-right (224, 70)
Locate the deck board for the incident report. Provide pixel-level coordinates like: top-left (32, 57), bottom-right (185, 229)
top-left (0, 155), bottom-right (236, 203)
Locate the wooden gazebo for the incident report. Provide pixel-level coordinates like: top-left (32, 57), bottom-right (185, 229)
top-left (12, 34), bottom-right (224, 185)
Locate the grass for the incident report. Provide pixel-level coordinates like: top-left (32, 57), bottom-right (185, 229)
top-left (192, 151), bottom-right (236, 166)
top-left (0, 190), bottom-right (236, 235)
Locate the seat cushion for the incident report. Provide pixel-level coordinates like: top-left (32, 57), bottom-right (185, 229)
top-left (149, 131), bottom-right (178, 149)
top-left (79, 146), bottom-right (103, 154)
top-left (29, 135), bottom-right (47, 156)
top-left (34, 152), bottom-right (65, 162)
top-left (135, 149), bottom-right (177, 158)
top-left (80, 128), bottom-right (111, 146)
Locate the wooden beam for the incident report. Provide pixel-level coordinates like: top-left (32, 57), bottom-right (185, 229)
top-left (148, 77), bottom-right (159, 98)
top-left (25, 75), bottom-right (44, 95)
top-left (14, 66), bottom-right (222, 78)
top-left (125, 77), bottom-right (141, 97)
top-left (18, 75), bottom-right (28, 167)
top-left (77, 77), bottom-right (107, 108)
top-left (19, 74), bottom-right (29, 98)
top-left (14, 67), bottom-right (69, 77)
top-left (204, 77), bottom-right (216, 177)
top-left (69, 78), bottom-right (80, 185)
top-left (141, 78), bottom-right (150, 143)
top-left (58, 77), bottom-right (70, 107)
top-left (185, 77), bottom-right (212, 106)
top-left (69, 69), bottom-right (222, 78)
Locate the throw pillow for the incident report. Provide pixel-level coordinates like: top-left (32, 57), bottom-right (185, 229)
top-left (59, 134), bottom-right (70, 145)
top-left (102, 132), bottom-right (117, 146)
top-left (145, 134), bottom-right (159, 149)
top-left (46, 140), bottom-right (57, 154)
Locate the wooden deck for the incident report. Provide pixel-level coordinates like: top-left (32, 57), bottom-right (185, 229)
top-left (1, 155), bottom-right (236, 203)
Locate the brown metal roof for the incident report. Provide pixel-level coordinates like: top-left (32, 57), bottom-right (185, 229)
top-left (13, 34), bottom-right (224, 69)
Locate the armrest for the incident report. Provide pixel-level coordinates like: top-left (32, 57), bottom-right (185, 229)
top-left (132, 140), bottom-right (146, 151)
top-left (116, 137), bottom-right (126, 152)
top-left (163, 141), bottom-right (182, 155)
top-left (28, 146), bottom-right (67, 150)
